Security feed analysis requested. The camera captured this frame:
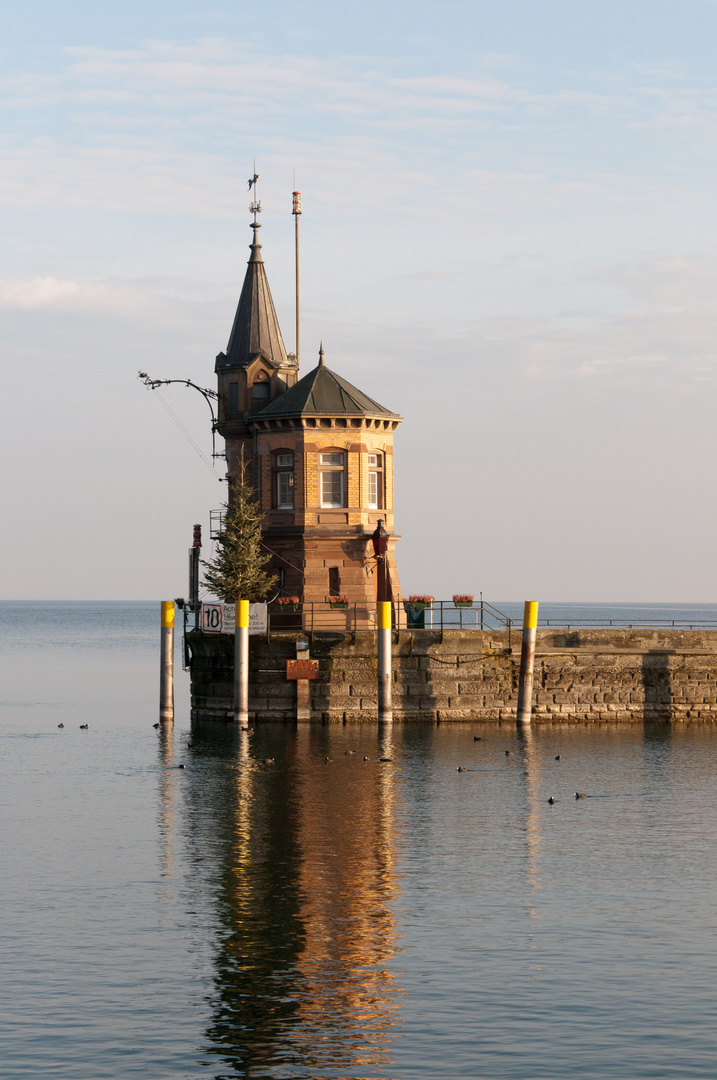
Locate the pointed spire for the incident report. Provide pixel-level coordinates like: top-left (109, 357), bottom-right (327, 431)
top-left (216, 197), bottom-right (292, 372)
top-left (318, 342), bottom-right (325, 367)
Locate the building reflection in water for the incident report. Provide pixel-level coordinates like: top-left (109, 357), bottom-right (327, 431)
top-left (175, 723), bottom-right (404, 1077)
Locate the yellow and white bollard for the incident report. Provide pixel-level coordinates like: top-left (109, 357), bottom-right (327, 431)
top-left (378, 601), bottom-right (393, 722)
top-left (234, 599), bottom-right (250, 725)
top-left (516, 600), bottom-right (539, 724)
top-left (160, 601), bottom-right (174, 723)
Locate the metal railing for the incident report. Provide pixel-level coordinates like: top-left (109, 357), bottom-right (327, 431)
top-left (538, 618), bottom-right (717, 630)
top-left (187, 600), bottom-right (717, 646)
top-left (266, 599), bottom-right (515, 635)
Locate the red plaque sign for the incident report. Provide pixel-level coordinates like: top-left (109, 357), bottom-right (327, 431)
top-left (286, 659), bottom-right (319, 680)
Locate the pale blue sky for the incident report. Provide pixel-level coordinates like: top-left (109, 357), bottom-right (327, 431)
top-left (2, 0), bottom-right (717, 600)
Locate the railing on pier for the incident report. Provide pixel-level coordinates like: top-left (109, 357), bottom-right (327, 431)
top-left (185, 601), bottom-right (717, 653)
top-left (538, 618), bottom-right (717, 629)
top-left (266, 599), bottom-right (516, 636)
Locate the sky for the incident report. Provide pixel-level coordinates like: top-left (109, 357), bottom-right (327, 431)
top-left (3, 0), bottom-right (717, 602)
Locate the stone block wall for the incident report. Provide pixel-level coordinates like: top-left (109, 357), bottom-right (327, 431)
top-left (187, 627), bottom-right (717, 723)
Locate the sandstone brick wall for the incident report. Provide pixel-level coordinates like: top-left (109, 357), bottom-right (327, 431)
top-left (187, 628), bottom-right (717, 723)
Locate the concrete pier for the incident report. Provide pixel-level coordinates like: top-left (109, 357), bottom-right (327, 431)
top-left (187, 626), bottom-right (717, 723)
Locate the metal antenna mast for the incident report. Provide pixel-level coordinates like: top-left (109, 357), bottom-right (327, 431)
top-left (292, 182), bottom-right (302, 367)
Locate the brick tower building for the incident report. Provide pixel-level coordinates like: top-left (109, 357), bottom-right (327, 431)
top-left (215, 210), bottom-right (402, 605)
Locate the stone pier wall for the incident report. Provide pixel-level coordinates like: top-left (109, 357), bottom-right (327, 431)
top-left (187, 628), bottom-right (717, 723)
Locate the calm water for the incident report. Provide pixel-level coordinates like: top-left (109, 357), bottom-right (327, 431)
top-left (2, 602), bottom-right (717, 1078)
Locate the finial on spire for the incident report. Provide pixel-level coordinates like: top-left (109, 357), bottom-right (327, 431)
top-left (319, 342), bottom-right (325, 366)
top-left (248, 161), bottom-right (262, 246)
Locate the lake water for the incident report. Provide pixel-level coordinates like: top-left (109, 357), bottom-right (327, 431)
top-left (3, 601), bottom-right (717, 1078)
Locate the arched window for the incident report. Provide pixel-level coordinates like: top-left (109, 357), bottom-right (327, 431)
top-left (319, 451), bottom-right (345, 508)
top-left (273, 450), bottom-right (294, 509)
top-left (368, 452), bottom-right (383, 509)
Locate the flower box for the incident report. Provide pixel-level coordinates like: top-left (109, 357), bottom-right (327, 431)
top-left (330, 602), bottom-right (349, 609)
top-left (277, 596), bottom-right (301, 612)
top-left (453, 595), bottom-right (474, 608)
top-left (407, 594), bottom-right (434, 610)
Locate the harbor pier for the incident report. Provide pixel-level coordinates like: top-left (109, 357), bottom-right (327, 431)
top-left (187, 625), bottom-right (717, 724)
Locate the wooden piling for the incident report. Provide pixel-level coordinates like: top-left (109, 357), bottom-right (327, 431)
top-left (378, 601), bottom-right (393, 722)
top-left (160, 601), bottom-right (174, 723)
top-left (234, 599), bottom-right (250, 725)
top-left (516, 600), bottom-right (539, 724)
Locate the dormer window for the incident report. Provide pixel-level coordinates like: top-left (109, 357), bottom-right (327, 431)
top-left (320, 451), bottom-right (345, 508)
top-left (368, 452), bottom-right (383, 509)
top-left (251, 375), bottom-right (271, 406)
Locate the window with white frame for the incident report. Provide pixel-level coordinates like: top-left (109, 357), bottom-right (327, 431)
top-left (320, 452), bottom-right (345, 508)
top-left (274, 451), bottom-right (294, 509)
top-left (368, 452), bottom-right (383, 509)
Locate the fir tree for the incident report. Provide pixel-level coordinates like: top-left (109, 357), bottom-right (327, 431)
top-left (201, 462), bottom-right (277, 602)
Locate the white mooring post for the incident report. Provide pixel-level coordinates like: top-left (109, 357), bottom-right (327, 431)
top-left (160, 601), bottom-right (174, 723)
top-left (295, 636), bottom-right (312, 722)
top-left (516, 600), bottom-right (539, 724)
top-left (378, 601), bottom-right (393, 722)
top-left (234, 599), bottom-right (250, 725)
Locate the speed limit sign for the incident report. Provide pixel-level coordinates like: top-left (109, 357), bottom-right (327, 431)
top-left (201, 604), bottom-right (224, 633)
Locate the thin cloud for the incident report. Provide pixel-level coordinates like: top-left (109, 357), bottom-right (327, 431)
top-left (3, 39), bottom-right (717, 133)
top-left (0, 277), bottom-right (148, 311)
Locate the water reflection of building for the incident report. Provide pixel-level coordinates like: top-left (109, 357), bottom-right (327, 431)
top-left (176, 726), bottom-right (403, 1076)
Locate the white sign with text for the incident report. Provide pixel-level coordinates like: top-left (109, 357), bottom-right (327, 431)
top-left (201, 603), bottom-right (267, 635)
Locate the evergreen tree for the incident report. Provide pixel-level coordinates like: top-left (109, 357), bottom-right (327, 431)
top-left (201, 462), bottom-right (277, 602)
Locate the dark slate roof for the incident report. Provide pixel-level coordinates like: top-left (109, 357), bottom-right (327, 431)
top-left (248, 359), bottom-right (401, 420)
top-left (215, 225), bottom-right (293, 372)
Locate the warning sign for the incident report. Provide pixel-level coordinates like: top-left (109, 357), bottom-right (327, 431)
top-left (286, 659), bottom-right (319, 680)
top-left (201, 603), bottom-right (267, 635)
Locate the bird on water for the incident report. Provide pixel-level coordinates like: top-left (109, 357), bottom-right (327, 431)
top-left (574, 791), bottom-right (588, 799)
top-left (79, 724), bottom-right (88, 730)
top-left (548, 796), bottom-right (556, 804)
top-left (58, 723), bottom-right (64, 729)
